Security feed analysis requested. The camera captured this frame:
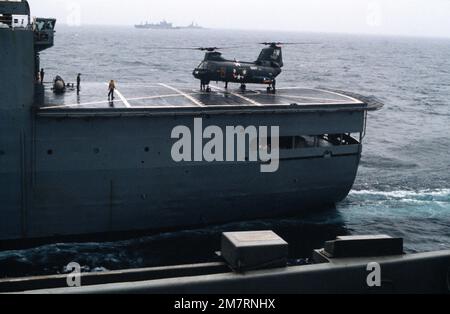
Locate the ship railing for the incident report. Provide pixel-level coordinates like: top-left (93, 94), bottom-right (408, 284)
top-left (33, 17), bottom-right (56, 51)
top-left (0, 14), bottom-right (29, 29)
top-left (0, 0), bottom-right (31, 29)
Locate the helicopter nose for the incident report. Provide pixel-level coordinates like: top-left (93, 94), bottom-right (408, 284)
top-left (193, 69), bottom-right (206, 79)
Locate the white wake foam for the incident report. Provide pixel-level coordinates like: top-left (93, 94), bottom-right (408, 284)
top-left (350, 189), bottom-right (450, 199)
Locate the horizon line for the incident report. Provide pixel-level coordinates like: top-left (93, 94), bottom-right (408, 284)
top-left (53, 23), bottom-right (450, 40)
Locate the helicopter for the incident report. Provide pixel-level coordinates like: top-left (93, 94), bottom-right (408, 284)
top-left (191, 42), bottom-right (299, 93)
top-left (52, 75), bottom-right (66, 94)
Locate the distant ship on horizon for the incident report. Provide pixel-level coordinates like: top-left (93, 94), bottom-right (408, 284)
top-left (134, 20), bottom-right (205, 30)
top-left (182, 22), bottom-right (204, 30)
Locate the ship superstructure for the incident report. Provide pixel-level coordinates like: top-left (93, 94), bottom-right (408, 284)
top-left (135, 20), bottom-right (175, 29)
top-left (134, 20), bottom-right (205, 30)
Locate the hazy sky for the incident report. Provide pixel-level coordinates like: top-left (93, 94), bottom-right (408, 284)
top-left (28, 0), bottom-right (450, 38)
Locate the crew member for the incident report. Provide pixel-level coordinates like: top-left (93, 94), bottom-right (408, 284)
top-left (108, 80), bottom-right (116, 101)
top-left (40, 68), bottom-right (45, 84)
top-left (77, 73), bottom-right (81, 93)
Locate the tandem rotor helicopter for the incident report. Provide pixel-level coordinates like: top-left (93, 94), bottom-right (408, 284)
top-left (159, 42), bottom-right (316, 93)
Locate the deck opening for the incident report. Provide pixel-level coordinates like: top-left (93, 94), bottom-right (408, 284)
top-left (267, 134), bottom-right (362, 151)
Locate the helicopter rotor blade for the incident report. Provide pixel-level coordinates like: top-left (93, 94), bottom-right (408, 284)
top-left (146, 43), bottom-right (321, 52)
top-left (259, 42), bottom-right (320, 46)
top-left (146, 46), bottom-right (240, 51)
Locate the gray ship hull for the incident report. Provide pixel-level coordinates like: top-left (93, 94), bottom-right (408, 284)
top-left (2, 110), bottom-right (362, 241)
top-left (23, 159), bottom-right (357, 238)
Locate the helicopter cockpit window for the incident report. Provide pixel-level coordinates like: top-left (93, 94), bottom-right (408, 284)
top-left (271, 49), bottom-right (281, 59)
top-left (258, 49), bottom-right (271, 59)
top-left (197, 62), bottom-right (207, 69)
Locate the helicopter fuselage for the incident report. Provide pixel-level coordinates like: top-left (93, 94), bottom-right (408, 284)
top-left (193, 60), bottom-right (281, 85)
top-left (192, 45), bottom-right (285, 91)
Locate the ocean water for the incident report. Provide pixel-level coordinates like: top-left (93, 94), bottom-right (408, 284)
top-left (1, 26), bottom-right (449, 277)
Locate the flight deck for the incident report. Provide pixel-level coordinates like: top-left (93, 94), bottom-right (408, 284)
top-left (39, 83), bottom-right (377, 112)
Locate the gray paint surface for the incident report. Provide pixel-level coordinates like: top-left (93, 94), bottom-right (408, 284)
top-left (21, 250), bottom-right (450, 294)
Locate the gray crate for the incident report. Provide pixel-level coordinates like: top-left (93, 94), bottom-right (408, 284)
top-left (323, 235), bottom-right (404, 258)
top-left (221, 231), bottom-right (289, 272)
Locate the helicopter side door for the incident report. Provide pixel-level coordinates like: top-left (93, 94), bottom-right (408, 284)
top-left (219, 66), bottom-right (227, 80)
top-left (229, 63), bottom-right (251, 83)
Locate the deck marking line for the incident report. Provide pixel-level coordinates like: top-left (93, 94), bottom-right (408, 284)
top-left (40, 102), bottom-right (110, 109)
top-left (210, 86), bottom-right (262, 106)
top-left (45, 93), bottom-right (203, 109)
top-left (277, 87), bottom-right (363, 104)
top-left (159, 83), bottom-right (205, 107)
top-left (315, 88), bottom-right (363, 104)
top-left (267, 94), bottom-right (351, 103)
top-left (276, 87), bottom-right (309, 90)
top-left (126, 93), bottom-right (201, 102)
top-left (114, 88), bottom-right (131, 108)
top-left (104, 83), bottom-right (131, 108)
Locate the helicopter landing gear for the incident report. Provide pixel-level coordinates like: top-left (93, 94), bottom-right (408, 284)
top-left (240, 84), bottom-right (246, 92)
top-left (201, 81), bottom-right (211, 92)
top-left (266, 80), bottom-right (277, 94)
